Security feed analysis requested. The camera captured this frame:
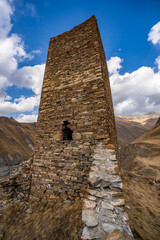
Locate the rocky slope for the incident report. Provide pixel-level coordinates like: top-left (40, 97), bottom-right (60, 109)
top-left (0, 117), bottom-right (36, 171)
top-left (0, 111), bottom-right (159, 176)
top-left (120, 118), bottom-right (160, 240)
top-left (115, 111), bottom-right (160, 147)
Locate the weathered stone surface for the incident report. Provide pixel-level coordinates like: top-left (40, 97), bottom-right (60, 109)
top-left (82, 226), bottom-right (104, 239)
top-left (82, 144), bottom-right (133, 239)
top-left (111, 199), bottom-right (125, 207)
top-left (104, 229), bottom-right (132, 240)
top-left (83, 199), bottom-right (97, 210)
top-left (72, 133), bottom-right (81, 140)
top-left (102, 223), bottom-right (116, 233)
top-left (102, 201), bottom-right (114, 210)
top-left (0, 158), bottom-right (33, 206)
top-left (82, 210), bottom-right (99, 227)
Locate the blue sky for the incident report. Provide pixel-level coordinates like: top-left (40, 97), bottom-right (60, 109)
top-left (0, 0), bottom-right (160, 121)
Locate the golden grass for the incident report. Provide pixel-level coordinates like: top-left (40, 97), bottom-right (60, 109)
top-left (0, 200), bottom-right (83, 240)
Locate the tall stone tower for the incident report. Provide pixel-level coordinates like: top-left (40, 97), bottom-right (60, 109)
top-left (31, 16), bottom-right (133, 239)
top-left (31, 15), bottom-right (117, 201)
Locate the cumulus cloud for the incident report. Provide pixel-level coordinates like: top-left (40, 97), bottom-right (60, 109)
top-left (148, 21), bottom-right (160, 45)
top-left (0, 95), bottom-right (40, 116)
top-left (0, 34), bottom-right (32, 78)
top-left (12, 64), bottom-right (45, 95)
top-left (0, 0), bottom-right (13, 39)
top-left (107, 56), bottom-right (123, 74)
top-left (15, 113), bottom-right (38, 123)
top-left (155, 56), bottom-right (160, 70)
top-left (108, 56), bottom-right (160, 115)
top-left (0, 0), bottom-right (35, 91)
top-left (0, 0), bottom-right (45, 121)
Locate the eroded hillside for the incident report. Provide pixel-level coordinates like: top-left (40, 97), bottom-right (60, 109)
top-left (120, 119), bottom-right (160, 240)
top-left (0, 117), bottom-right (36, 169)
top-left (115, 111), bottom-right (159, 147)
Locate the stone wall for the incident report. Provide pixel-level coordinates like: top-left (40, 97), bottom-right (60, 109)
top-left (31, 16), bottom-right (117, 202)
top-left (81, 143), bottom-right (133, 239)
top-left (0, 158), bottom-right (32, 207)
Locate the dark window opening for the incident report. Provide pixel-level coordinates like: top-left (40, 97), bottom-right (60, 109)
top-left (62, 121), bottom-right (73, 140)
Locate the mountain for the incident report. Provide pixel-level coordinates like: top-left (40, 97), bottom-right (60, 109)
top-left (120, 119), bottom-right (160, 240)
top-left (0, 117), bottom-right (36, 175)
top-left (0, 112), bottom-right (159, 177)
top-left (115, 111), bottom-right (160, 147)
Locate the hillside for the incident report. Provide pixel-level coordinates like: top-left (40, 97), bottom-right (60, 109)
top-left (0, 117), bottom-right (36, 169)
top-left (120, 118), bottom-right (160, 240)
top-left (0, 115), bottom-right (160, 239)
top-left (115, 111), bottom-right (159, 147)
top-left (0, 112), bottom-right (159, 177)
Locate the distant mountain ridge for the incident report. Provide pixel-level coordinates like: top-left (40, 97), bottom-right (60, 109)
top-left (115, 111), bottom-right (160, 147)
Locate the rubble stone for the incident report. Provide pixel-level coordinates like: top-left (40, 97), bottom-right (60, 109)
top-left (104, 229), bottom-right (132, 240)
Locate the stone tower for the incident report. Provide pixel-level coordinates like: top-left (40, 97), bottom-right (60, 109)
top-left (31, 16), bottom-right (133, 239)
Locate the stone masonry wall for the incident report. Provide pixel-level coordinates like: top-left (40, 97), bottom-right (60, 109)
top-left (81, 143), bottom-right (133, 239)
top-left (31, 16), bottom-right (117, 202)
top-left (0, 158), bottom-right (32, 207)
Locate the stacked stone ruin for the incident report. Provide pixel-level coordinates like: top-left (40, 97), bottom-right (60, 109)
top-left (30, 16), bottom-right (133, 239)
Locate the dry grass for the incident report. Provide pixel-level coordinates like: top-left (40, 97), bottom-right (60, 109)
top-left (122, 174), bottom-right (160, 240)
top-left (120, 123), bottom-right (160, 240)
top-left (0, 200), bottom-right (83, 240)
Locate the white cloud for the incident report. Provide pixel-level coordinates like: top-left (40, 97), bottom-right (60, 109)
top-left (5, 95), bottom-right (12, 100)
top-left (0, 0), bottom-right (13, 39)
top-left (16, 113), bottom-right (38, 123)
top-left (31, 49), bottom-right (41, 54)
top-left (20, 3), bottom-right (38, 18)
top-left (25, 3), bottom-right (37, 17)
top-left (0, 95), bottom-right (40, 116)
top-left (0, 0), bottom-right (44, 121)
top-left (148, 21), bottom-right (160, 45)
top-left (0, 0), bottom-right (35, 92)
top-left (107, 56), bottom-right (123, 74)
top-left (155, 56), bottom-right (160, 70)
top-left (108, 56), bottom-right (160, 115)
top-left (0, 34), bottom-right (31, 78)
top-left (12, 64), bottom-right (45, 94)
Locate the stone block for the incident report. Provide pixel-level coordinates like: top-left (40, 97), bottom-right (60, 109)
top-left (73, 132), bottom-right (82, 140)
top-left (111, 199), bottom-right (125, 207)
top-left (102, 201), bottom-right (114, 210)
top-left (81, 226), bottom-right (103, 239)
top-left (102, 223), bottom-right (116, 234)
top-left (104, 229), bottom-right (132, 240)
top-left (53, 133), bottom-right (62, 141)
top-left (82, 210), bottom-right (99, 227)
top-left (83, 199), bottom-right (97, 210)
